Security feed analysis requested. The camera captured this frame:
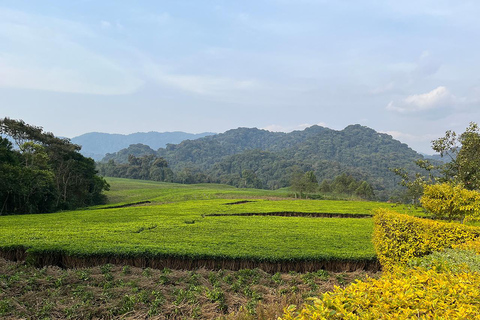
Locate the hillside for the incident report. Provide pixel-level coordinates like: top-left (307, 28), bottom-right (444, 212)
top-left (100, 125), bottom-right (432, 199)
top-left (71, 131), bottom-right (215, 161)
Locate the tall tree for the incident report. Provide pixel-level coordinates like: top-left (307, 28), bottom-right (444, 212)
top-left (432, 122), bottom-right (480, 190)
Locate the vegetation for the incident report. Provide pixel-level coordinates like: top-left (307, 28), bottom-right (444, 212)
top-left (97, 154), bottom-right (174, 183)
top-left (0, 202), bottom-right (377, 266)
top-left (0, 258), bottom-right (374, 319)
top-left (281, 265), bottom-right (480, 320)
top-left (392, 122), bottom-right (480, 204)
top-left (421, 183), bottom-right (480, 223)
top-left (372, 209), bottom-right (480, 270)
top-left (0, 118), bottom-right (109, 215)
top-left (0, 178), bottom-right (427, 272)
top-left (281, 209), bottom-right (480, 320)
top-left (432, 122), bottom-right (480, 190)
top-left (100, 125), bottom-right (428, 200)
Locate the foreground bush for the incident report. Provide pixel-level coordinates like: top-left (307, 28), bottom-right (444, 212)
top-left (372, 208), bottom-right (480, 270)
top-left (454, 239), bottom-right (480, 253)
top-left (281, 266), bottom-right (480, 320)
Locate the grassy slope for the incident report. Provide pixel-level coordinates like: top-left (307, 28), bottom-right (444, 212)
top-left (0, 178), bottom-right (422, 262)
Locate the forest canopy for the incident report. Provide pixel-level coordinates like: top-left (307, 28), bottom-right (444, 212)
top-left (0, 118), bottom-right (109, 215)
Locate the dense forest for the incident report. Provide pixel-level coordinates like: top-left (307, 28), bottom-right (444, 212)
top-left (98, 125), bottom-right (433, 201)
top-left (0, 118), bottom-right (109, 215)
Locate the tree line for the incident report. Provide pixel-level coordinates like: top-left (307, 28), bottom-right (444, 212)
top-left (0, 118), bottom-right (109, 215)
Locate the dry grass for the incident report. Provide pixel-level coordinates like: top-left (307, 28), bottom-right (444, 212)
top-left (0, 258), bottom-right (379, 319)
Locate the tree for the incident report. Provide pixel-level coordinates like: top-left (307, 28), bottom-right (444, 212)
top-left (432, 122), bottom-right (480, 190)
top-left (390, 167), bottom-right (431, 205)
top-left (421, 183), bottom-right (480, 223)
top-left (0, 118), bottom-right (109, 214)
top-left (241, 169), bottom-right (263, 189)
top-left (354, 181), bottom-right (375, 200)
top-left (290, 170), bottom-right (318, 198)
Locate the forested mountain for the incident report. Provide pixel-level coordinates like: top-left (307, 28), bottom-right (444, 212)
top-left (99, 125), bottom-right (431, 200)
top-left (71, 131), bottom-right (215, 161)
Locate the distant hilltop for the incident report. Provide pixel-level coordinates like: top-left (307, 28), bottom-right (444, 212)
top-left (71, 131), bottom-right (216, 161)
top-left (98, 124), bottom-right (444, 200)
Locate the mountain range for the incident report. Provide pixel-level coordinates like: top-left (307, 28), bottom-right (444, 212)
top-left (71, 131), bottom-right (215, 161)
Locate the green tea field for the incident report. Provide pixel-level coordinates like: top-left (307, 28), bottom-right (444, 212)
top-left (0, 178), bottom-right (423, 272)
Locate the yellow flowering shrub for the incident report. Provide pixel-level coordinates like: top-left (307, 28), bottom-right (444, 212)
top-left (373, 208), bottom-right (480, 270)
top-left (281, 267), bottom-right (480, 320)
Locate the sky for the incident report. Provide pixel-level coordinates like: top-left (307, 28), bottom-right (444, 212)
top-left (1, 0), bottom-right (479, 154)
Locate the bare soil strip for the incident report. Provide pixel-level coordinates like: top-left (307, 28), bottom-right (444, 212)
top-left (101, 200), bottom-right (152, 209)
top-left (0, 248), bottom-right (380, 273)
top-left (222, 200), bottom-right (257, 205)
top-left (207, 212), bottom-right (372, 218)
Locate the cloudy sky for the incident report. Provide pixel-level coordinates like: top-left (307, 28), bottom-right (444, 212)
top-left (1, 0), bottom-right (479, 153)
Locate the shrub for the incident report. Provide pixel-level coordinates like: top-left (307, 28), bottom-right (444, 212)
top-left (421, 183), bottom-right (480, 223)
top-left (280, 267), bottom-right (480, 320)
top-left (372, 208), bottom-right (480, 270)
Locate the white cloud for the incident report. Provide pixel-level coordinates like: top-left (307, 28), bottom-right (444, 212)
top-left (386, 86), bottom-right (455, 114)
top-left (143, 61), bottom-right (260, 97)
top-left (0, 8), bottom-right (143, 95)
top-left (101, 20), bottom-right (111, 28)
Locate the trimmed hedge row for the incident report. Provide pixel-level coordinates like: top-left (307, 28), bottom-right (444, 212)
top-left (281, 210), bottom-right (480, 319)
top-left (281, 267), bottom-right (480, 319)
top-left (372, 208), bottom-right (480, 270)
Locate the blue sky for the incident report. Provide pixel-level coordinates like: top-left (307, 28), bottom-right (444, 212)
top-left (1, 0), bottom-right (479, 153)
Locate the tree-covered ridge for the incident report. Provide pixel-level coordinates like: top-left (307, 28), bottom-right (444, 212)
top-left (0, 118), bottom-right (109, 215)
top-left (100, 124), bottom-right (429, 200)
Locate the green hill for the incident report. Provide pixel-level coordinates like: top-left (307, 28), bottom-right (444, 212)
top-left (100, 125), bottom-right (432, 199)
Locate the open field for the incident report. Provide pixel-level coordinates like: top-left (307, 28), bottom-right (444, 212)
top-left (0, 178), bottom-right (423, 272)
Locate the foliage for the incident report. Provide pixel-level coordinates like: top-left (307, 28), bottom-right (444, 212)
top-left (290, 170), bottom-right (318, 198)
top-left (452, 239), bottom-right (480, 254)
top-left (372, 209), bottom-right (480, 270)
top-left (421, 183), bottom-right (480, 222)
top-left (97, 154), bottom-right (174, 183)
top-left (0, 118), bottom-right (109, 214)
top-left (281, 267), bottom-right (480, 320)
top-left (408, 248), bottom-right (480, 273)
top-left (318, 173), bottom-right (375, 200)
top-left (102, 125), bottom-right (425, 198)
top-left (393, 122), bottom-right (480, 205)
top-left (432, 122), bottom-right (480, 190)
top-left (282, 202), bottom-right (480, 319)
top-left (390, 160), bottom-right (436, 205)
top-left (0, 178), bottom-right (418, 264)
